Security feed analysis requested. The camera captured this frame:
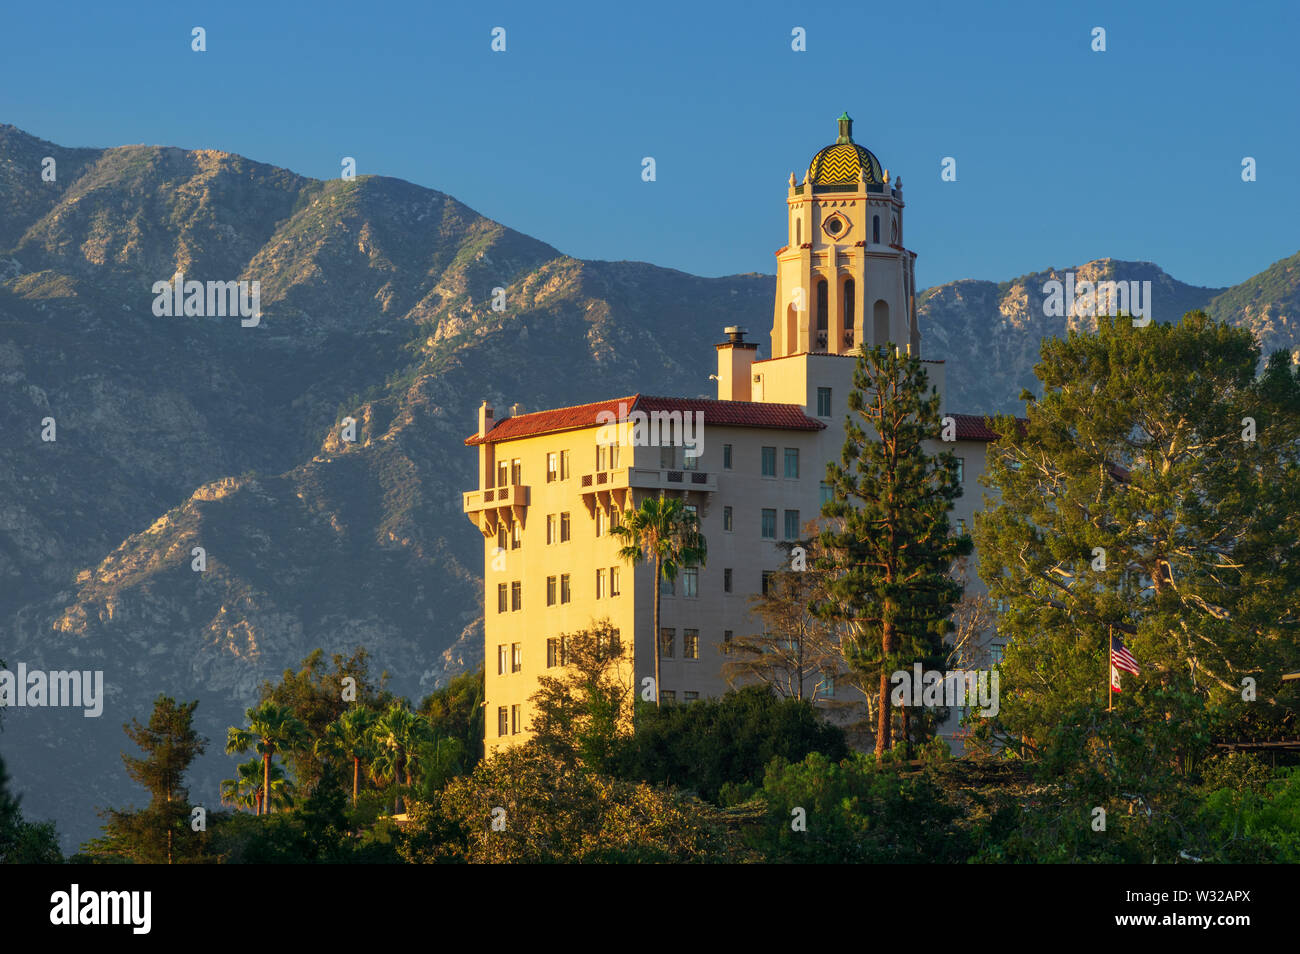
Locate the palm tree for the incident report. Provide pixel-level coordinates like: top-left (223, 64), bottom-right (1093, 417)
top-left (316, 706), bottom-right (377, 807)
top-left (612, 494), bottom-right (707, 706)
top-left (220, 758), bottom-right (294, 814)
top-left (368, 703), bottom-right (431, 814)
top-left (225, 702), bottom-right (309, 816)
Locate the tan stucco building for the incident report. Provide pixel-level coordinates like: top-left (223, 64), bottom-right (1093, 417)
top-left (464, 114), bottom-right (999, 755)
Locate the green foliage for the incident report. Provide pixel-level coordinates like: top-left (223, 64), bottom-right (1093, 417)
top-left (418, 666), bottom-right (485, 773)
top-left (0, 754), bottom-right (63, 864)
top-left (754, 752), bottom-right (970, 863)
top-left (618, 686), bottom-right (848, 802)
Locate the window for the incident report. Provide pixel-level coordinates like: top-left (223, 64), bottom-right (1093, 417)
top-left (595, 509), bottom-right (604, 537)
top-left (784, 509), bottom-right (800, 540)
top-left (683, 629), bottom-right (699, 660)
top-left (546, 576), bottom-right (557, 606)
top-left (510, 459), bottom-right (522, 485)
top-left (723, 568), bottom-right (732, 593)
top-left (682, 566), bottom-right (699, 598)
top-left (872, 214), bottom-right (880, 244)
top-left (660, 443), bottom-right (677, 469)
top-left (610, 566), bottom-right (620, 596)
top-left (498, 707), bottom-right (508, 737)
top-left (761, 446), bottom-right (777, 477)
top-left (817, 387), bottom-right (832, 418)
top-left (609, 508), bottom-right (621, 531)
top-left (955, 457), bottom-right (965, 483)
top-left (821, 676), bottom-right (836, 699)
top-left (560, 574), bottom-right (571, 604)
top-left (684, 691), bottom-right (699, 703)
top-left (660, 628), bottom-right (675, 658)
top-left (511, 704), bottom-right (521, 735)
top-left (762, 570), bottom-right (775, 595)
top-left (511, 580), bottom-right (521, 611)
top-left (560, 450), bottom-right (571, 480)
top-left (560, 512), bottom-right (571, 542)
top-left (956, 518), bottom-right (967, 535)
top-left (784, 448), bottom-right (799, 479)
top-left (497, 644), bottom-right (508, 676)
top-left (511, 521), bottom-right (522, 550)
top-left (723, 444), bottom-right (733, 469)
top-left (661, 690), bottom-right (676, 704)
top-left (820, 481), bottom-right (833, 506)
top-left (609, 443), bottom-right (620, 469)
top-left (497, 526), bottom-right (507, 553)
top-left (660, 574), bottom-right (675, 597)
top-left (724, 630), bottom-right (733, 644)
top-left (723, 506), bottom-right (733, 532)
top-left (497, 461), bottom-right (508, 487)
top-left (497, 583), bottom-right (507, 614)
top-left (608, 630), bottom-right (622, 655)
top-left (511, 643), bottom-right (522, 673)
top-left (546, 514), bottom-right (557, 545)
top-left (596, 568), bottom-right (606, 599)
top-left (547, 638), bottom-right (561, 668)
top-left (991, 644), bottom-right (1005, 665)
top-left (547, 452), bottom-right (558, 482)
top-left (596, 444), bottom-right (607, 471)
top-left (761, 508), bottom-right (776, 539)
top-left (682, 448), bottom-right (698, 471)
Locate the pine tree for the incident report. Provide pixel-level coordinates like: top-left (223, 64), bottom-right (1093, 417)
top-left (819, 345), bottom-right (971, 756)
top-left (976, 312), bottom-right (1300, 795)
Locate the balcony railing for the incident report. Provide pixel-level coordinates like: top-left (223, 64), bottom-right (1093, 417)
top-left (579, 468), bottom-right (717, 495)
top-left (463, 483), bottom-right (529, 513)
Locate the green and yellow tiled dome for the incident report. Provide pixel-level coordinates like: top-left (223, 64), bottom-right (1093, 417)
top-left (807, 112), bottom-right (884, 188)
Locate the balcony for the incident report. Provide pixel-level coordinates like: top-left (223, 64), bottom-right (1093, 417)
top-left (463, 483), bottom-right (529, 536)
top-left (579, 467), bottom-right (716, 515)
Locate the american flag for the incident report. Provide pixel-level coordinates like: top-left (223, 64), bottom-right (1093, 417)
top-left (1111, 635), bottom-right (1140, 676)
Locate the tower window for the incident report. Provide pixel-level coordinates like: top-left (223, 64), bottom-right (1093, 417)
top-left (843, 278), bottom-right (855, 346)
top-left (872, 215), bottom-right (880, 244)
top-left (815, 279), bottom-right (828, 345)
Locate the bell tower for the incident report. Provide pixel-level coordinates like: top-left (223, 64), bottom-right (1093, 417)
top-left (771, 112), bottom-right (919, 359)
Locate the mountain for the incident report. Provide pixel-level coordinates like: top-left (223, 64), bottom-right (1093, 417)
top-left (1, 124), bottom-right (1297, 848)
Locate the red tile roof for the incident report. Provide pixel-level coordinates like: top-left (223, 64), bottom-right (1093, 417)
top-left (949, 413), bottom-right (1027, 442)
top-left (465, 393), bottom-right (826, 445)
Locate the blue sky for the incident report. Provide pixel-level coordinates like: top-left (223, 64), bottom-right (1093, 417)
top-left (2, 0), bottom-right (1296, 291)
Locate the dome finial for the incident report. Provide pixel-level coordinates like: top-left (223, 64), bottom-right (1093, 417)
top-left (836, 111), bottom-right (853, 145)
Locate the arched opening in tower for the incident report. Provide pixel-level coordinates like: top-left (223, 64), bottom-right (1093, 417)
top-left (873, 299), bottom-right (890, 349)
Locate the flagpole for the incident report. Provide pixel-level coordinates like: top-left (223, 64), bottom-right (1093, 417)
top-left (1107, 626), bottom-right (1112, 713)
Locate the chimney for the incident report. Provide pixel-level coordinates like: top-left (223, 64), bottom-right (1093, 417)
top-left (477, 401), bottom-right (494, 438)
top-left (715, 326), bottom-right (759, 402)
top-left (509, 403), bottom-right (525, 417)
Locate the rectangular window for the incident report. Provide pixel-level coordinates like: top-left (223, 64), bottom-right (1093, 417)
top-left (497, 461), bottom-right (508, 487)
top-left (546, 576), bottom-right (557, 606)
top-left (547, 638), bottom-right (560, 668)
top-left (761, 508), bottom-right (776, 539)
top-left (609, 629), bottom-right (622, 655)
top-left (498, 707), bottom-right (508, 737)
top-left (762, 570), bottom-right (774, 595)
top-left (660, 574), bottom-right (675, 597)
top-left (497, 526), bottom-right (507, 554)
top-left (511, 521), bottom-right (522, 550)
top-left (682, 566), bottom-right (699, 598)
top-left (684, 691), bottom-right (699, 702)
top-left (596, 444), bottom-right (607, 471)
top-left (723, 568), bottom-right (732, 593)
top-left (560, 573), bottom-right (571, 604)
top-left (957, 517), bottom-right (968, 535)
top-left (761, 446), bottom-right (777, 477)
top-left (661, 690), bottom-right (676, 704)
top-left (784, 509), bottom-right (800, 540)
top-left (560, 450), bottom-right (571, 480)
top-left (724, 630), bottom-right (733, 644)
top-left (546, 514), bottom-right (557, 545)
top-left (660, 443), bottom-right (676, 469)
top-left (955, 457), bottom-right (965, 484)
top-left (659, 628), bottom-right (675, 659)
top-left (596, 568), bottom-right (606, 599)
top-left (723, 443), bottom-right (733, 469)
top-left (511, 580), bottom-right (521, 611)
top-left (609, 507), bottom-right (621, 531)
top-left (497, 583), bottom-right (507, 614)
top-left (547, 452), bottom-right (558, 482)
top-left (723, 506), bottom-right (733, 532)
top-left (817, 387), bottom-right (832, 418)
top-left (510, 459), bottom-right (522, 485)
top-left (683, 629), bottom-right (699, 660)
top-left (610, 566), bottom-right (620, 596)
top-left (497, 644), bottom-right (507, 676)
top-left (560, 512), bottom-right (571, 543)
top-left (991, 644), bottom-right (1005, 665)
top-left (821, 676), bottom-right (836, 699)
top-left (609, 443), bottom-right (620, 469)
top-left (820, 481), bottom-right (833, 506)
top-left (511, 643), bottom-right (522, 673)
top-left (511, 704), bottom-right (521, 735)
top-left (595, 509), bottom-right (604, 537)
top-left (784, 448), bottom-right (799, 479)
top-left (682, 449), bottom-right (698, 471)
